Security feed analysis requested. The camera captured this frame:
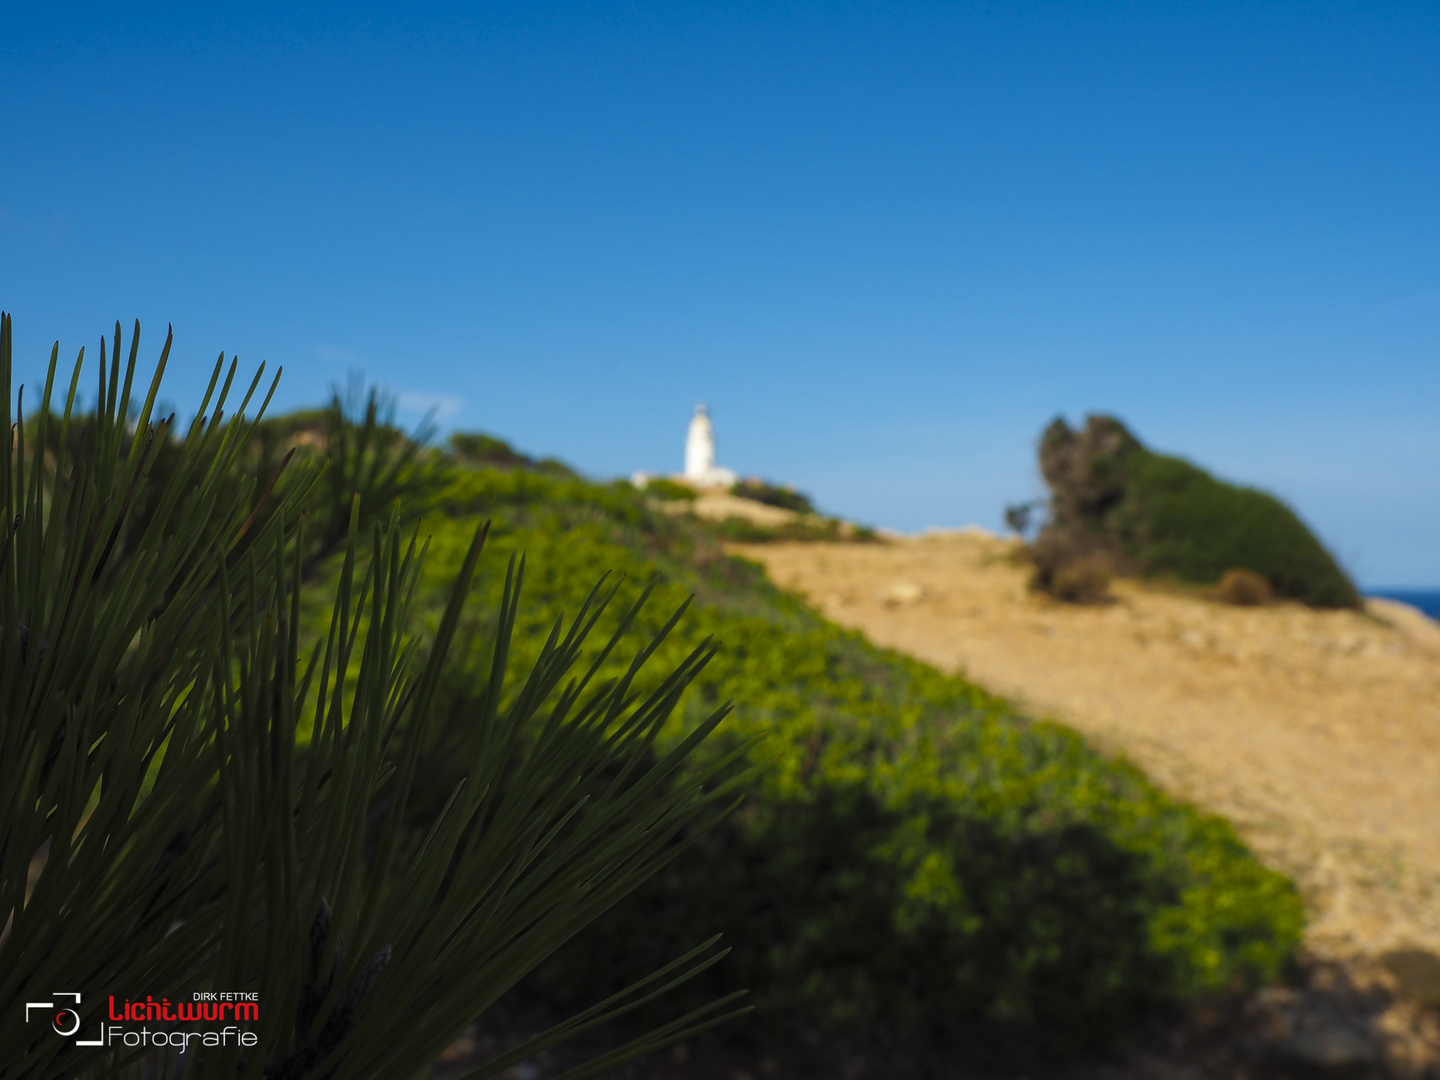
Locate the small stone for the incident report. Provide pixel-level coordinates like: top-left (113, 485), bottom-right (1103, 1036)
top-left (1283, 1026), bottom-right (1377, 1067)
top-left (881, 581), bottom-right (925, 606)
top-left (1381, 948), bottom-right (1440, 1009)
top-left (434, 1029), bottom-right (477, 1063)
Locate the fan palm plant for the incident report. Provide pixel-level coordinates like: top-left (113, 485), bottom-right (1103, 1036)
top-left (241, 374), bottom-right (450, 569)
top-left (0, 314), bottom-right (750, 1080)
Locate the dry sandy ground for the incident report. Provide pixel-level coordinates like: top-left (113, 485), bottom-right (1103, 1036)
top-left (678, 491), bottom-right (801, 526)
top-left (732, 530), bottom-right (1440, 968)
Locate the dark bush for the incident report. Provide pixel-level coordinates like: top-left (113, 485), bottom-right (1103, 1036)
top-left (731, 479), bottom-right (816, 514)
top-left (447, 432), bottom-right (576, 477)
top-left (1003, 501), bottom-right (1039, 538)
top-left (532, 455), bottom-right (578, 477)
top-left (1027, 531), bottom-right (1115, 604)
top-left (1118, 452), bottom-right (1358, 608)
top-left (1039, 415), bottom-right (1141, 526)
top-left (1051, 554), bottom-right (1116, 604)
top-left (1215, 568), bottom-right (1272, 606)
top-left (450, 430), bottom-right (530, 468)
top-left (1034, 416), bottom-right (1359, 609)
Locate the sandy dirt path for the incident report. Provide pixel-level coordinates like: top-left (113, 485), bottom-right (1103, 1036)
top-left (732, 530), bottom-right (1440, 965)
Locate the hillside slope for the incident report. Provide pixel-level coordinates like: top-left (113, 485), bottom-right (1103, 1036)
top-left (736, 530), bottom-right (1440, 967)
top-left (279, 449), bottom-right (1306, 1074)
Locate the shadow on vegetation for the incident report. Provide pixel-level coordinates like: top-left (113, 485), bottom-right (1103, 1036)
top-left (440, 952), bottom-right (1440, 1080)
top-left (491, 785), bottom-right (1182, 1078)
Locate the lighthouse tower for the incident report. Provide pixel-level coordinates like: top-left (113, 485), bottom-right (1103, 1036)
top-left (685, 405), bottom-right (715, 480)
top-left (683, 405), bottom-right (736, 487)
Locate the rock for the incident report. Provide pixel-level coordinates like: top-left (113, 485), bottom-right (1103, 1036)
top-left (1380, 948), bottom-right (1440, 1009)
top-left (1282, 1025), bottom-right (1378, 1068)
top-left (880, 581), bottom-right (925, 606)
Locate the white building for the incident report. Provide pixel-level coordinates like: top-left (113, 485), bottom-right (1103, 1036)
top-left (683, 405), bottom-right (736, 488)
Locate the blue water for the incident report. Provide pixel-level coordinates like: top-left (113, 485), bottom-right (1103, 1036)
top-left (1367, 589), bottom-right (1440, 621)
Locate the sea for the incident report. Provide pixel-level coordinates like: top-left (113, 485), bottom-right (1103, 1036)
top-left (1367, 589), bottom-right (1440, 621)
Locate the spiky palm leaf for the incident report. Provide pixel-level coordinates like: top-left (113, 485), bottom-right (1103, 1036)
top-left (0, 315), bottom-right (750, 1080)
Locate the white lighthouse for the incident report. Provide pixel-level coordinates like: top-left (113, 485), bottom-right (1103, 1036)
top-left (685, 405), bottom-right (715, 479)
top-left (683, 405), bottom-right (736, 488)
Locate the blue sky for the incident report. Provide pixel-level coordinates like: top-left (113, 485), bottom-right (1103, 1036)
top-left (2, 3), bottom-right (1436, 585)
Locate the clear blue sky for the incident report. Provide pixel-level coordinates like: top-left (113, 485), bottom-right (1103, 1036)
top-left (3, 3), bottom-right (1436, 585)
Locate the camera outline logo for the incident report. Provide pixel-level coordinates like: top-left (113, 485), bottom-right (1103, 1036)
top-left (25, 992), bottom-right (103, 1046)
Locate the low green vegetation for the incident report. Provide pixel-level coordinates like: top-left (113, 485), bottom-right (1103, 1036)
top-left (1034, 415), bottom-right (1360, 609)
top-left (730, 478), bottom-right (816, 513)
top-left (707, 513), bottom-right (877, 544)
top-left (301, 438), bottom-right (1305, 1063)
top-left (450, 430), bottom-right (533, 468)
top-left (639, 475), bottom-right (698, 501)
top-left (448, 430), bottom-right (576, 477)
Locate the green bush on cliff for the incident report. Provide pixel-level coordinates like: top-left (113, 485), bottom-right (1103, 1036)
top-left (730, 478), bottom-right (815, 513)
top-left (641, 476), bottom-right (699, 501)
top-left (1037, 415), bottom-right (1359, 609)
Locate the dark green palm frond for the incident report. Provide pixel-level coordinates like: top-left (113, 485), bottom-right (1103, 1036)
top-left (0, 316), bottom-right (306, 1079)
top-left (312, 377), bottom-right (449, 562)
top-left (0, 315), bottom-right (750, 1080)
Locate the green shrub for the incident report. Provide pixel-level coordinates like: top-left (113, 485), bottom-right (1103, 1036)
top-left (730, 479), bottom-right (815, 514)
top-left (709, 514), bottom-right (873, 544)
top-left (1035, 416), bottom-right (1359, 609)
top-left (1117, 453), bottom-right (1359, 608)
top-left (643, 476), bottom-right (698, 501)
top-left (386, 465), bottom-right (1306, 1057)
top-left (449, 430), bottom-right (530, 467)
